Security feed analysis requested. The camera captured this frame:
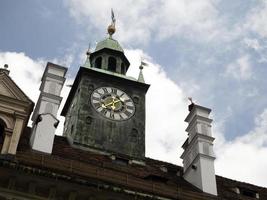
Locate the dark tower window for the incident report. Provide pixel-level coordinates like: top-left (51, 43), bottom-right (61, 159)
top-left (121, 63), bottom-right (125, 74)
top-left (0, 119), bottom-right (6, 148)
top-left (95, 57), bottom-right (102, 69)
top-left (108, 57), bottom-right (117, 72)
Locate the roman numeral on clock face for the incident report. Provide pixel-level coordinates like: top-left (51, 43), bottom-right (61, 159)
top-left (100, 109), bottom-right (107, 116)
top-left (124, 99), bottom-right (131, 104)
top-left (111, 88), bottom-right (117, 95)
top-left (119, 113), bottom-right (126, 120)
top-left (96, 89), bottom-right (103, 95)
top-left (126, 105), bottom-right (134, 111)
top-left (93, 102), bottom-right (101, 109)
top-left (119, 93), bottom-right (125, 97)
top-left (124, 110), bottom-right (132, 117)
top-left (102, 87), bottom-right (108, 94)
top-left (92, 96), bottom-right (100, 102)
top-left (110, 111), bottom-right (115, 119)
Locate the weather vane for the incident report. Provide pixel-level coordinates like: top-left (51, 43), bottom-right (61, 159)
top-left (138, 57), bottom-right (148, 83)
top-left (188, 97), bottom-right (194, 104)
top-left (107, 8), bottom-right (116, 37)
top-left (111, 8), bottom-right (116, 24)
top-left (140, 57), bottom-right (148, 70)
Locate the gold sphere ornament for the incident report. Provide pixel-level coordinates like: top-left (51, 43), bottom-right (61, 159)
top-left (108, 24), bottom-right (116, 37)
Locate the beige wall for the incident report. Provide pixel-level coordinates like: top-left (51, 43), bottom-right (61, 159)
top-left (0, 72), bottom-right (33, 155)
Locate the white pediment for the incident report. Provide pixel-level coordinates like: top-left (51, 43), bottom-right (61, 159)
top-left (0, 73), bottom-right (32, 103)
top-left (0, 81), bottom-right (16, 98)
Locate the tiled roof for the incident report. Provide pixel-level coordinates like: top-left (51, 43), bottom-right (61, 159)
top-left (11, 127), bottom-right (267, 199)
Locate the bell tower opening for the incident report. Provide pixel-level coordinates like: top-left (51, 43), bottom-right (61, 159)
top-left (95, 57), bottom-right (102, 69)
top-left (108, 57), bottom-right (117, 72)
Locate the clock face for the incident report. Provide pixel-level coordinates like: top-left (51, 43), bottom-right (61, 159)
top-left (91, 87), bottom-right (135, 121)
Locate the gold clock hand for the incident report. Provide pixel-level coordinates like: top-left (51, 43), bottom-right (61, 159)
top-left (111, 99), bottom-right (122, 110)
top-left (104, 99), bottom-right (121, 107)
top-left (103, 101), bottom-right (114, 107)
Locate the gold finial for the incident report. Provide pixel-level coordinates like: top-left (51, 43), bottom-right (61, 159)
top-left (107, 8), bottom-right (116, 37)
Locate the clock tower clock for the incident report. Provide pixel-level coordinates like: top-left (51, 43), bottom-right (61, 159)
top-left (61, 16), bottom-right (149, 158)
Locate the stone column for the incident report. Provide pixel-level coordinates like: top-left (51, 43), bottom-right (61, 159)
top-left (1, 128), bottom-right (12, 154)
top-left (8, 117), bottom-right (24, 154)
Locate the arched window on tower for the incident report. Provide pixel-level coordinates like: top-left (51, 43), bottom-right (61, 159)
top-left (121, 63), bottom-right (125, 74)
top-left (108, 57), bottom-right (117, 72)
top-left (95, 57), bottom-right (102, 69)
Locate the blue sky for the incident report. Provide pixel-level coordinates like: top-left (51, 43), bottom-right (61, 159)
top-left (1, 0), bottom-right (267, 187)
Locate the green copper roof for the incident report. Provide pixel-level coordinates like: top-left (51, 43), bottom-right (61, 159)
top-left (81, 66), bottom-right (137, 82)
top-left (95, 37), bottom-right (124, 53)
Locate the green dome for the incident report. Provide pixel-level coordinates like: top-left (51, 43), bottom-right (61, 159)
top-left (95, 37), bottom-right (124, 53)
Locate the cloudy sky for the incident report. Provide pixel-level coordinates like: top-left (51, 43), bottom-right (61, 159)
top-left (1, 0), bottom-right (267, 187)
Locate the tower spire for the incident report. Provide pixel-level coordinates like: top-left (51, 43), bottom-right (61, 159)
top-left (84, 43), bottom-right (91, 68)
top-left (107, 8), bottom-right (116, 38)
top-left (138, 59), bottom-right (148, 83)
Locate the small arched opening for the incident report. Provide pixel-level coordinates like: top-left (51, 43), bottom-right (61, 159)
top-left (108, 57), bottom-right (117, 72)
top-left (0, 119), bottom-right (6, 151)
top-left (95, 57), bottom-right (102, 69)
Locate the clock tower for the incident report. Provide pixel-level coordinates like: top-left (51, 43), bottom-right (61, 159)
top-left (61, 15), bottom-right (149, 158)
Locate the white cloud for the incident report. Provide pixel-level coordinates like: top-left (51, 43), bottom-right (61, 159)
top-left (0, 52), bottom-right (45, 103)
top-left (215, 109), bottom-right (267, 187)
top-left (157, 0), bottom-right (221, 41)
top-left (125, 49), bottom-right (188, 164)
top-left (243, 38), bottom-right (261, 51)
top-left (65, 0), bottom-right (224, 44)
top-left (246, 0), bottom-right (267, 38)
top-left (225, 55), bottom-right (252, 80)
